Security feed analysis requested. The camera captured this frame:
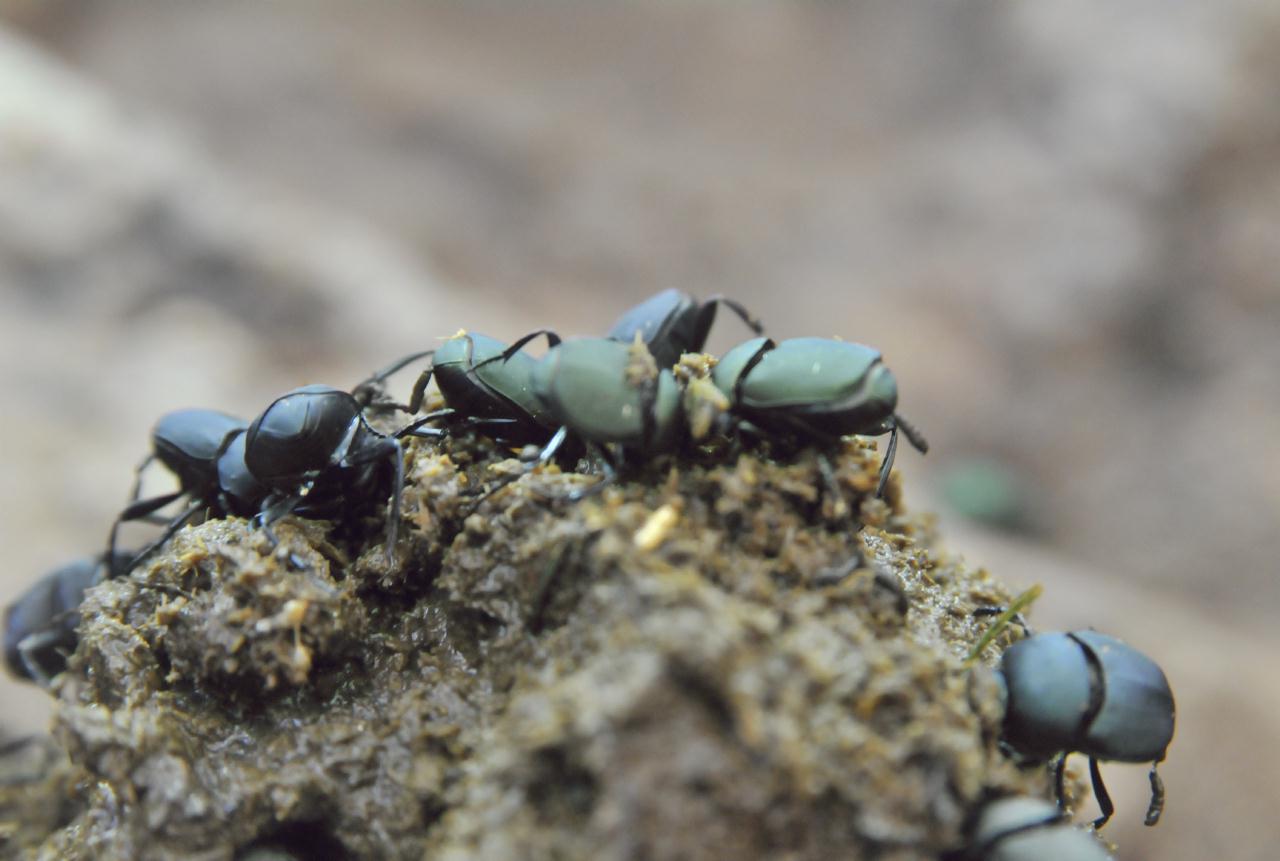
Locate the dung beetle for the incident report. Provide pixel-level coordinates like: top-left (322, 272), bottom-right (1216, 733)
top-left (469, 332), bottom-right (684, 499)
top-left (606, 288), bottom-right (765, 369)
top-left (3, 553), bottom-right (129, 686)
top-left (711, 336), bottom-right (928, 496)
top-left (108, 408), bottom-right (267, 570)
top-left (245, 384), bottom-right (434, 559)
top-left (960, 796), bottom-right (1113, 861)
top-left (531, 337), bottom-right (683, 454)
top-left (995, 629), bottom-right (1175, 829)
top-left (521, 334), bottom-right (684, 485)
top-left (400, 331), bottom-right (561, 445)
top-left (113, 384), bottom-right (431, 571)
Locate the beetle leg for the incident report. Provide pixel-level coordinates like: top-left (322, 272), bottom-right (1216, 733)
top-left (1053, 753), bottom-right (1069, 811)
top-left (107, 489), bottom-right (186, 573)
top-left (893, 412), bottom-right (929, 454)
top-left (394, 409), bottom-right (455, 439)
top-left (17, 628), bottom-right (68, 688)
top-left (816, 452), bottom-right (857, 528)
top-left (491, 329), bottom-right (563, 365)
top-left (732, 338), bottom-right (776, 405)
top-left (1144, 761), bottom-right (1166, 826)
top-left (565, 444), bottom-right (616, 502)
top-left (383, 437), bottom-right (405, 563)
top-left (1088, 756), bottom-right (1115, 830)
top-left (121, 498), bottom-right (207, 576)
top-left (875, 424), bottom-right (899, 498)
top-left (406, 366), bottom-right (438, 415)
top-left (353, 349), bottom-right (435, 410)
top-left (706, 294), bottom-right (766, 337)
top-left (460, 426), bottom-right (572, 515)
top-left (257, 491), bottom-right (304, 547)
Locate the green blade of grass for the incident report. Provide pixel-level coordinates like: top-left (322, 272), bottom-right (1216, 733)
top-left (965, 583), bottom-right (1043, 664)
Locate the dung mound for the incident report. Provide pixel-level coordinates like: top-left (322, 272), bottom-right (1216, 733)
top-left (5, 434), bottom-right (1046, 860)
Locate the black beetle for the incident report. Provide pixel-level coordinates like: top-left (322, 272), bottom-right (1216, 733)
top-left (108, 408), bottom-right (267, 570)
top-left (607, 288), bottom-right (765, 369)
top-left (996, 629), bottom-right (1175, 829)
top-left (3, 553), bottom-right (129, 686)
top-left (244, 384), bottom-right (432, 559)
top-left (113, 385), bottom-right (431, 571)
top-left (961, 795), bottom-right (1114, 861)
top-left (711, 336), bottom-right (927, 496)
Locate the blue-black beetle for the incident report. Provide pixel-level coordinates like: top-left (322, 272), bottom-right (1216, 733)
top-left (108, 408), bottom-right (267, 571)
top-left (963, 796), bottom-right (1113, 861)
top-left (3, 553), bottom-right (129, 686)
top-left (711, 336), bottom-right (927, 496)
top-left (996, 629), bottom-right (1175, 829)
top-left (244, 384), bottom-right (434, 560)
top-left (606, 288), bottom-right (764, 369)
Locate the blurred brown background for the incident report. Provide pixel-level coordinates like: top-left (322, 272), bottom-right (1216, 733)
top-left (1, 2), bottom-right (1276, 859)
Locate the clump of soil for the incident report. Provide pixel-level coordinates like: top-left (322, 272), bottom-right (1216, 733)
top-left (1, 433), bottom-right (1047, 860)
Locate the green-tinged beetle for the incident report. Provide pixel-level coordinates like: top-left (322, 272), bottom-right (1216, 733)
top-left (402, 331), bottom-right (560, 445)
top-left (711, 336), bottom-right (927, 496)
